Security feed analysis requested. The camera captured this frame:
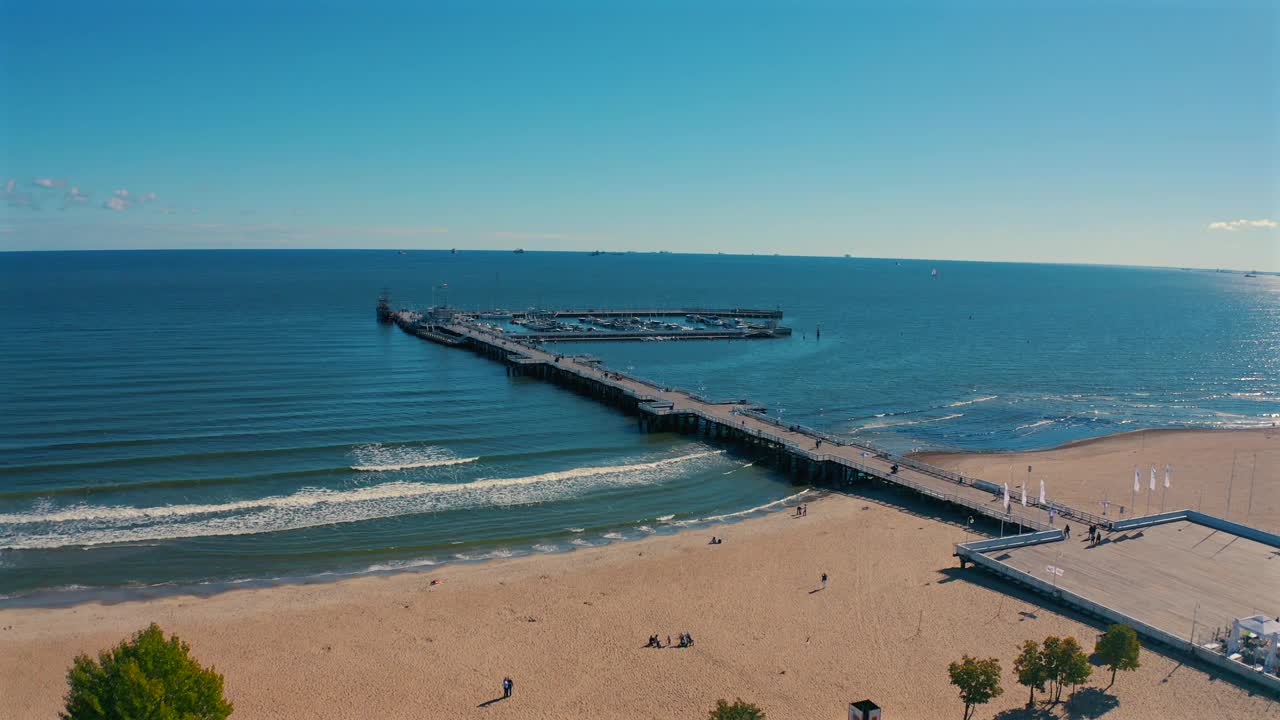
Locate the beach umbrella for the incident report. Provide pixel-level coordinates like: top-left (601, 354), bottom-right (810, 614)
top-left (1134, 468), bottom-right (1140, 493)
top-left (1020, 483), bottom-right (1027, 507)
top-left (1150, 465), bottom-right (1157, 492)
top-left (1164, 464), bottom-right (1171, 488)
top-left (1003, 482), bottom-right (1010, 511)
top-left (1039, 479), bottom-right (1045, 505)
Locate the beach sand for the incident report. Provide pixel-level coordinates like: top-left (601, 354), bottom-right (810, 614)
top-left (3, 429), bottom-right (1278, 719)
top-left (917, 427), bottom-right (1280, 533)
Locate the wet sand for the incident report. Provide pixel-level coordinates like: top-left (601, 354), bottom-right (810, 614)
top-left (3, 429), bottom-right (1278, 719)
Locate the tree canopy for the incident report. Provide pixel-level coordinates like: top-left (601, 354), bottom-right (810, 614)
top-left (708, 698), bottom-right (766, 720)
top-left (62, 623), bottom-right (233, 720)
top-left (1094, 624), bottom-right (1141, 689)
top-left (1041, 635), bottom-right (1091, 704)
top-left (1013, 639), bottom-right (1049, 707)
top-left (948, 655), bottom-right (1004, 720)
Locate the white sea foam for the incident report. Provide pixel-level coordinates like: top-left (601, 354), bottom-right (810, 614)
top-left (352, 457), bottom-right (479, 472)
top-left (945, 395), bottom-right (998, 408)
top-left (0, 450), bottom-right (723, 550)
top-left (1016, 419), bottom-right (1057, 431)
top-left (655, 514), bottom-right (675, 522)
top-left (602, 532), bottom-right (624, 540)
top-left (672, 489), bottom-right (813, 526)
top-left (363, 557), bottom-right (437, 572)
top-left (857, 413), bottom-right (964, 431)
top-left (349, 443), bottom-right (478, 472)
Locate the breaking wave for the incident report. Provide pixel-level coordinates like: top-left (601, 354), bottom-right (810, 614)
top-left (0, 451), bottom-right (723, 550)
top-left (349, 444), bottom-right (478, 472)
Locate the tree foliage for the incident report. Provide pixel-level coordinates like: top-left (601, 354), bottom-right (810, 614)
top-left (1041, 635), bottom-right (1091, 704)
top-left (62, 623), bottom-right (233, 720)
top-left (1094, 624), bottom-right (1141, 689)
top-left (708, 698), bottom-right (766, 720)
top-left (947, 655), bottom-right (1003, 720)
top-left (1013, 640), bottom-right (1048, 707)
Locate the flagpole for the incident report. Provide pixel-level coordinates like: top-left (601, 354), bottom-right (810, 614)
top-left (1131, 467), bottom-right (1137, 517)
top-left (1161, 464), bottom-right (1170, 513)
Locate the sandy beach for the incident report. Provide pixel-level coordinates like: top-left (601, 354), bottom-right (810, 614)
top-left (3, 428), bottom-right (1278, 719)
top-left (918, 427), bottom-right (1280, 533)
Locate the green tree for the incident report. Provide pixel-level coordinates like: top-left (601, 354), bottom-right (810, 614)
top-left (1042, 635), bottom-right (1091, 704)
top-left (1094, 624), bottom-right (1141, 689)
top-left (1013, 640), bottom-right (1048, 707)
top-left (62, 623), bottom-right (233, 720)
top-left (708, 698), bottom-right (766, 720)
top-left (947, 655), bottom-right (1004, 720)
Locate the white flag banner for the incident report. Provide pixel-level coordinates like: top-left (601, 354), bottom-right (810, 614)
top-left (1164, 464), bottom-right (1171, 489)
top-left (1150, 465), bottom-right (1157, 492)
top-left (1134, 468), bottom-right (1140, 493)
top-left (1003, 483), bottom-right (1010, 511)
top-left (1039, 479), bottom-right (1046, 505)
top-left (1021, 483), bottom-right (1027, 507)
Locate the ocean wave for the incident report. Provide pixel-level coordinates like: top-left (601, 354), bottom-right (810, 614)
top-left (0, 450), bottom-right (724, 549)
top-left (349, 443), bottom-right (478, 472)
top-left (1015, 419), bottom-right (1059, 431)
top-left (856, 413), bottom-right (964, 431)
top-left (351, 457), bottom-right (479, 472)
top-left (944, 395), bottom-right (998, 408)
top-left (674, 489), bottom-right (813, 526)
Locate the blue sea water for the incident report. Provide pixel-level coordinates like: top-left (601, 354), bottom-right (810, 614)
top-left (0, 250), bottom-right (1276, 600)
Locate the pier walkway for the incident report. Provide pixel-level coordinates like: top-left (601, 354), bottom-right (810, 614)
top-left (432, 318), bottom-right (1092, 533)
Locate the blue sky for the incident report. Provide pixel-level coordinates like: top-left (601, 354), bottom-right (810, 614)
top-left (2, 1), bottom-right (1276, 269)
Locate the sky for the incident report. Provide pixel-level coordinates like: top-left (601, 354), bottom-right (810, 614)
top-left (1, 0), bottom-right (1277, 270)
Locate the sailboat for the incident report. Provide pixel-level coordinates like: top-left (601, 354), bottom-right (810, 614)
top-left (931, 268), bottom-right (939, 278)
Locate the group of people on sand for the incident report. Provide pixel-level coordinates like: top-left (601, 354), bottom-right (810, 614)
top-left (794, 504), bottom-right (808, 518)
top-left (646, 632), bottom-right (695, 649)
top-left (709, 536), bottom-right (723, 544)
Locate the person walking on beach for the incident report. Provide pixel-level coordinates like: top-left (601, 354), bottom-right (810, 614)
top-left (502, 676), bottom-right (513, 699)
top-left (820, 572), bottom-right (828, 590)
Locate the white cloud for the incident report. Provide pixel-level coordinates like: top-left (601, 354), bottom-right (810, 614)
top-left (33, 177), bottom-right (60, 188)
top-left (113, 188), bottom-right (130, 198)
top-left (1207, 218), bottom-right (1278, 231)
top-left (4, 179), bottom-right (14, 194)
top-left (64, 186), bottom-right (91, 206)
top-left (103, 197), bottom-right (129, 211)
top-left (140, 191), bottom-right (157, 203)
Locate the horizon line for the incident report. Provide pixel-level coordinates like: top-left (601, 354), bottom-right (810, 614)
top-left (0, 247), bottom-right (1274, 276)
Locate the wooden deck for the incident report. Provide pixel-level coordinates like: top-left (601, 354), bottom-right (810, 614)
top-left (991, 521), bottom-right (1279, 643)
top-left (441, 322), bottom-right (1065, 530)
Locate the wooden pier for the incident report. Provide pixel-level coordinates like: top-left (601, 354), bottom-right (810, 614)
top-left (382, 302), bottom-right (1110, 533)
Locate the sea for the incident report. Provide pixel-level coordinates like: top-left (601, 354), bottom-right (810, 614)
top-left (1, 250), bottom-right (1276, 602)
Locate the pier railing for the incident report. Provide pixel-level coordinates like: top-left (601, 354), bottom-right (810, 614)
top-left (441, 319), bottom-right (1095, 532)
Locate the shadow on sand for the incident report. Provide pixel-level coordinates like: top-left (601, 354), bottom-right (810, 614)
top-left (1065, 687), bottom-right (1120, 718)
